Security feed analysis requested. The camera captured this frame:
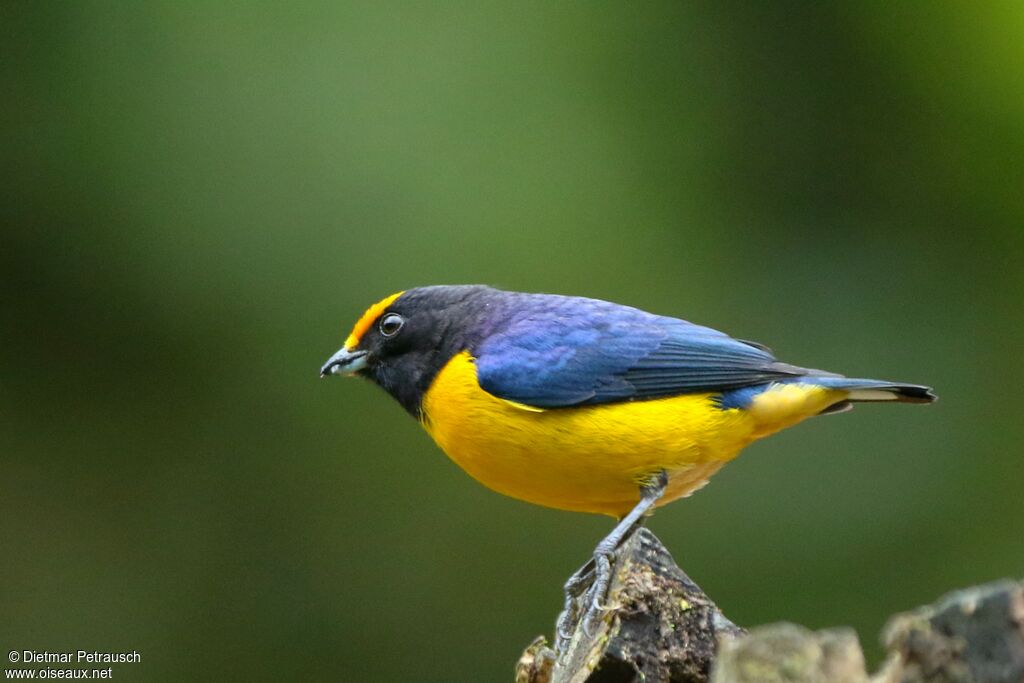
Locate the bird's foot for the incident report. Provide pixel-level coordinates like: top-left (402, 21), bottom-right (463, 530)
top-left (581, 552), bottom-right (615, 634)
top-left (554, 549), bottom-right (619, 652)
top-left (555, 559), bottom-right (593, 651)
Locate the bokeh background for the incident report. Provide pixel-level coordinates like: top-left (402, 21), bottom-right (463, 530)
top-left (3, 3), bottom-right (1023, 681)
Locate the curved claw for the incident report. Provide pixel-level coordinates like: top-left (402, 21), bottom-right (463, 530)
top-left (582, 613), bottom-right (600, 638)
top-left (556, 594), bottom-right (578, 641)
top-left (581, 601), bottom-right (610, 638)
top-left (588, 553), bottom-right (614, 606)
top-left (556, 557), bottom-right (597, 652)
top-left (554, 613), bottom-right (574, 652)
top-left (577, 552), bottom-right (618, 638)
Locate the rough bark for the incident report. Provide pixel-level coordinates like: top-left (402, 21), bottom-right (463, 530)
top-left (516, 528), bottom-right (744, 683)
top-left (515, 528), bottom-right (1024, 683)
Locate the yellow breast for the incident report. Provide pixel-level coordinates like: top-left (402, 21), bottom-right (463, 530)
top-left (420, 351), bottom-right (843, 517)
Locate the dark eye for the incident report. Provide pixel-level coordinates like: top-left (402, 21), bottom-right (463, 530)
top-left (379, 313), bottom-right (404, 337)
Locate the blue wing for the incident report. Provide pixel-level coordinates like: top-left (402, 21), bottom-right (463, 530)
top-left (473, 293), bottom-right (802, 408)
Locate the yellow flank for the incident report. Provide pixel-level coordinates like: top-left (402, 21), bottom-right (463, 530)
top-left (420, 352), bottom-right (847, 517)
top-left (344, 291), bottom-right (405, 350)
top-left (745, 382), bottom-right (845, 439)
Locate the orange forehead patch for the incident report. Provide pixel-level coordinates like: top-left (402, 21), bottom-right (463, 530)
top-left (344, 291), bottom-right (405, 349)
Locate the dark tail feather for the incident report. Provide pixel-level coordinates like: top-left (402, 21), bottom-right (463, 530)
top-left (806, 376), bottom-right (937, 404)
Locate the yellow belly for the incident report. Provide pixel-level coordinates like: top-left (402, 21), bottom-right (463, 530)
top-left (420, 351), bottom-right (844, 517)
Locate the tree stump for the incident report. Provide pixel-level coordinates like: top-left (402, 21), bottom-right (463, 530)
top-left (516, 528), bottom-right (1024, 683)
top-left (516, 528), bottom-right (744, 683)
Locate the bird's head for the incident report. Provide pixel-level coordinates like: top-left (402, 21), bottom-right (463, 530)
top-left (320, 285), bottom-right (498, 415)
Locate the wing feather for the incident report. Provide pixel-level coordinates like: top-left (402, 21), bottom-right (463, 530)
top-left (473, 294), bottom-right (800, 408)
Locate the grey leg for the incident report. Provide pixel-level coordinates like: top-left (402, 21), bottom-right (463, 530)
top-left (555, 471), bottom-right (668, 650)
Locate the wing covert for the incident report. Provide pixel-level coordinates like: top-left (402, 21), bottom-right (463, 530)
top-left (472, 294), bottom-right (800, 409)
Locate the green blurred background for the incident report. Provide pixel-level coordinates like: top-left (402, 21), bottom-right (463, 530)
top-left (3, 2), bottom-right (1022, 681)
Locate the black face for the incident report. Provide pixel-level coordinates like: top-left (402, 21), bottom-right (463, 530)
top-left (354, 285), bottom-right (499, 416)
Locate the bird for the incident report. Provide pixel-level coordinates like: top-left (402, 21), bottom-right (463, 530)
top-left (320, 285), bottom-right (935, 646)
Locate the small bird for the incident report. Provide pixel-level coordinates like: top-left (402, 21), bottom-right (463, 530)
top-left (320, 285), bottom-right (934, 643)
